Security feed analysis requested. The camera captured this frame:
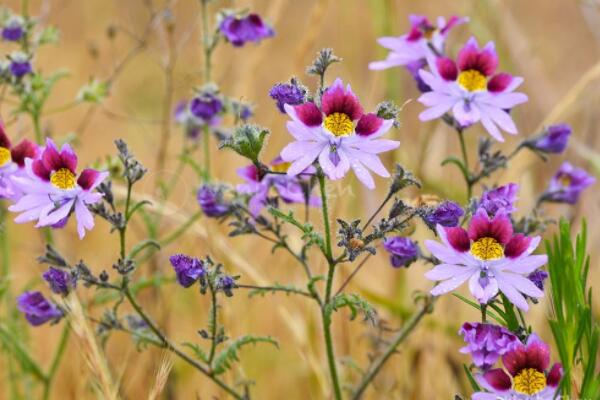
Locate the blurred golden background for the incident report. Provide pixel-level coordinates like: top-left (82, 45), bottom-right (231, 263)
top-left (1, 0), bottom-right (600, 399)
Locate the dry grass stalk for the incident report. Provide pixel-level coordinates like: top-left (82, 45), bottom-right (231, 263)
top-left (147, 352), bottom-right (173, 400)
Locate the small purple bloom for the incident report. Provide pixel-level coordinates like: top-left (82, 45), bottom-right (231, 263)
top-left (479, 183), bottom-right (519, 216)
top-left (529, 124), bottom-right (571, 154)
top-left (197, 184), bottom-right (230, 217)
top-left (528, 270), bottom-right (549, 292)
top-left (2, 17), bottom-right (25, 42)
top-left (219, 13), bottom-right (274, 47)
top-left (16, 291), bottom-right (63, 326)
top-left (269, 81), bottom-right (306, 113)
top-left (383, 236), bottom-right (419, 268)
top-left (43, 267), bottom-right (75, 296)
top-left (190, 93), bottom-right (223, 121)
top-left (543, 162), bottom-right (595, 204)
top-left (217, 275), bottom-right (237, 297)
top-left (424, 200), bottom-right (463, 227)
top-left (169, 254), bottom-right (205, 288)
top-left (459, 322), bottom-right (519, 370)
top-left (10, 60), bottom-right (31, 78)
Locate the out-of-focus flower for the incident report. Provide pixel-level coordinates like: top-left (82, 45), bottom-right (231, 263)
top-left (269, 80), bottom-right (307, 113)
top-left (0, 124), bottom-right (38, 200)
top-left (473, 334), bottom-right (563, 400)
top-left (174, 101), bottom-right (202, 139)
top-left (424, 209), bottom-right (546, 311)
top-left (528, 270), bottom-right (548, 292)
top-left (197, 184), bottom-right (230, 217)
top-left (424, 200), bottom-right (464, 227)
top-left (219, 13), bottom-right (274, 47)
top-left (236, 157), bottom-right (320, 216)
top-left (169, 254), bottom-right (206, 288)
top-left (383, 236), bottom-right (419, 268)
top-left (418, 37), bottom-right (528, 141)
top-left (9, 51), bottom-right (32, 77)
top-left (479, 183), bottom-right (519, 217)
top-left (280, 78), bottom-right (399, 189)
top-left (190, 93), bottom-right (223, 122)
top-left (16, 291), bottom-right (63, 326)
top-left (9, 138), bottom-right (108, 238)
top-left (526, 124), bottom-right (571, 154)
top-left (43, 267), bottom-right (76, 296)
top-left (217, 274), bottom-right (237, 297)
top-left (459, 322), bottom-right (519, 370)
top-left (542, 161), bottom-right (595, 204)
top-left (369, 15), bottom-right (467, 92)
top-left (2, 16), bottom-right (25, 42)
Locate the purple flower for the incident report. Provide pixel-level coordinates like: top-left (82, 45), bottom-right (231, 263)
top-left (418, 37), bottom-right (528, 142)
top-left (529, 124), bottom-right (571, 154)
top-left (459, 322), bottom-right (519, 370)
top-left (479, 183), bottom-right (519, 217)
top-left (543, 161), bottom-right (595, 204)
top-left (280, 78), bottom-right (399, 189)
top-left (9, 52), bottom-right (32, 78)
top-left (528, 270), bottom-right (549, 292)
top-left (190, 93), bottom-right (223, 122)
top-left (2, 17), bottom-right (25, 42)
top-left (219, 13), bottom-right (274, 47)
top-left (169, 254), bottom-right (205, 288)
top-left (236, 158), bottom-right (320, 216)
top-left (269, 81), bottom-right (306, 113)
top-left (9, 139), bottom-right (108, 238)
top-left (370, 15), bottom-right (467, 92)
top-left (217, 274), bottom-right (237, 297)
top-left (197, 184), bottom-right (230, 217)
top-left (424, 200), bottom-right (463, 227)
top-left (43, 267), bottom-right (76, 296)
top-left (0, 124), bottom-right (39, 200)
top-left (473, 334), bottom-right (563, 400)
top-left (16, 291), bottom-right (63, 326)
top-left (383, 237), bottom-right (418, 268)
top-left (174, 101), bottom-right (202, 138)
top-left (424, 209), bottom-right (546, 311)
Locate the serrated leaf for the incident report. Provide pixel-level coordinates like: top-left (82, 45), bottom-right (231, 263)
top-left (212, 335), bottom-right (278, 375)
top-left (325, 293), bottom-right (377, 325)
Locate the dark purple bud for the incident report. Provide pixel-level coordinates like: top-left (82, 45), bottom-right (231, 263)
top-left (530, 124), bottom-right (571, 154)
top-left (543, 162), bottom-right (595, 204)
top-left (528, 270), bottom-right (548, 292)
top-left (219, 13), bottom-right (274, 47)
top-left (217, 275), bottom-right (237, 297)
top-left (424, 201), bottom-right (464, 227)
top-left (383, 237), bottom-right (419, 268)
top-left (197, 184), bottom-right (230, 217)
top-left (169, 254), bottom-right (206, 288)
top-left (190, 93), bottom-right (223, 121)
top-left (10, 60), bottom-right (31, 78)
top-left (42, 267), bottom-right (76, 296)
top-left (479, 183), bottom-right (519, 216)
top-left (2, 17), bottom-right (25, 42)
top-left (269, 81), bottom-right (306, 113)
top-left (16, 291), bottom-right (63, 326)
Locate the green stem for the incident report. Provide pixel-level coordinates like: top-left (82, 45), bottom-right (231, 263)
top-left (200, 0), bottom-right (212, 83)
top-left (481, 304), bottom-right (487, 323)
top-left (317, 173), bottom-right (342, 400)
top-left (42, 324), bottom-right (70, 400)
top-left (32, 112), bottom-right (43, 144)
top-left (203, 125), bottom-right (211, 182)
top-left (456, 128), bottom-right (472, 199)
top-left (351, 298), bottom-right (434, 399)
top-left (207, 284), bottom-right (218, 366)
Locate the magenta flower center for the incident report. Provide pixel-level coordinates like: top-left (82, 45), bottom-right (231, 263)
top-left (457, 69), bottom-right (487, 92)
top-left (513, 368), bottom-right (546, 395)
top-left (0, 146), bottom-right (10, 166)
top-left (470, 237), bottom-right (503, 260)
top-left (324, 112), bottom-right (354, 137)
top-left (50, 168), bottom-right (77, 190)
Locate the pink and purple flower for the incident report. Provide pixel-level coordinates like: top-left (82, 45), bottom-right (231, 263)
top-left (369, 15), bottom-right (467, 91)
top-left (542, 161), bottom-right (595, 204)
top-left (9, 139), bottom-right (108, 238)
top-left (219, 13), bottom-right (274, 47)
top-left (0, 124), bottom-right (39, 200)
top-left (473, 334), bottom-right (563, 400)
top-left (418, 37), bottom-right (528, 141)
top-left (424, 209), bottom-right (546, 311)
top-left (236, 157), bottom-right (320, 217)
top-left (280, 78), bottom-right (399, 189)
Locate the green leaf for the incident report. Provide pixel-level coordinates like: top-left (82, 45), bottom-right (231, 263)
top-left (462, 364), bottom-right (481, 392)
top-left (325, 293), bottom-right (377, 324)
top-left (77, 79), bottom-right (108, 104)
top-left (268, 208), bottom-right (325, 252)
top-left (37, 26), bottom-right (60, 45)
top-left (182, 342), bottom-right (209, 363)
top-left (0, 324), bottom-right (47, 382)
top-left (441, 156), bottom-right (470, 183)
top-left (128, 239), bottom-right (161, 260)
top-left (218, 124), bottom-right (269, 163)
top-left (212, 335), bottom-right (278, 375)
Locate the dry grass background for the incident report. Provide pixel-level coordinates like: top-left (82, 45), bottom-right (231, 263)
top-left (1, 0), bottom-right (600, 399)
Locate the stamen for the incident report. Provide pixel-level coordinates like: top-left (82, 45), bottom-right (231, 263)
top-left (513, 368), bottom-right (547, 395)
top-left (50, 168), bottom-right (77, 190)
top-left (470, 237), bottom-right (504, 261)
top-left (457, 69), bottom-right (487, 92)
top-left (324, 112), bottom-right (354, 137)
top-left (0, 146), bottom-right (11, 166)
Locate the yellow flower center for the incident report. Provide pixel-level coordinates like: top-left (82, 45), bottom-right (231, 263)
top-left (324, 112), bottom-right (354, 137)
top-left (423, 28), bottom-right (436, 40)
top-left (470, 237), bottom-right (504, 261)
top-left (560, 175), bottom-right (571, 187)
top-left (271, 162), bottom-right (291, 173)
top-left (50, 168), bottom-right (76, 190)
top-left (513, 368), bottom-right (547, 395)
top-left (458, 69), bottom-right (487, 92)
top-left (0, 146), bottom-right (11, 167)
